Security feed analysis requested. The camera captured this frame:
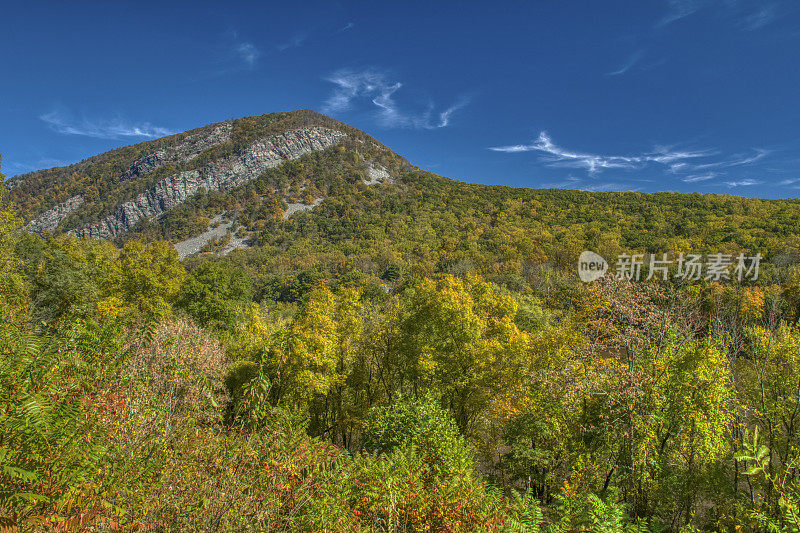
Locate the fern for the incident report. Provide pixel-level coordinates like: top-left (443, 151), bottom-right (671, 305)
top-left (0, 312), bottom-right (114, 524)
top-left (504, 490), bottom-right (543, 533)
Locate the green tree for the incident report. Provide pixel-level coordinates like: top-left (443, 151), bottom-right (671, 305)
top-left (0, 159), bottom-right (27, 311)
top-left (105, 240), bottom-right (185, 321)
top-left (399, 274), bottom-right (529, 433)
top-left (264, 287), bottom-right (364, 435)
top-left (176, 261), bottom-right (252, 330)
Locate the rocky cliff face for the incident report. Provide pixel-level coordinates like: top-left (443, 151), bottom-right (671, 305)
top-left (26, 195), bottom-right (85, 233)
top-left (123, 123), bottom-right (234, 179)
top-left (30, 126), bottom-right (348, 239)
top-left (19, 110), bottom-right (396, 240)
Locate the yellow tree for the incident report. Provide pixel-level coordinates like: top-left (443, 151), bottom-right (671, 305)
top-left (628, 336), bottom-right (734, 522)
top-left (103, 240), bottom-right (185, 321)
top-left (399, 274), bottom-right (529, 433)
top-left (500, 321), bottom-right (589, 500)
top-left (265, 286), bottom-right (364, 442)
top-left (0, 158), bottom-right (26, 312)
top-left (734, 325), bottom-right (800, 514)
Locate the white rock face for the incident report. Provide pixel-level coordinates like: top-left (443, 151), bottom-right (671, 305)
top-left (124, 123), bottom-right (233, 179)
top-left (27, 195), bottom-right (84, 234)
top-left (172, 215), bottom-right (252, 259)
top-left (282, 198), bottom-right (323, 219)
top-left (69, 127), bottom-right (348, 239)
top-left (364, 162), bottom-right (394, 185)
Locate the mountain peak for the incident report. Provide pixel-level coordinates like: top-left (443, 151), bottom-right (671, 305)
top-left (12, 110), bottom-right (404, 244)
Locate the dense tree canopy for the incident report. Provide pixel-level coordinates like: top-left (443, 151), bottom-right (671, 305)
top-left (5, 150), bottom-right (800, 531)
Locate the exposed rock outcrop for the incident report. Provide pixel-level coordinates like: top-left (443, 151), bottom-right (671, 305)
top-left (27, 195), bottom-right (84, 234)
top-left (282, 198), bottom-right (324, 219)
top-left (364, 162), bottom-right (394, 185)
top-left (173, 215), bottom-right (251, 259)
top-left (123, 123), bottom-right (233, 179)
top-left (71, 127), bottom-right (348, 239)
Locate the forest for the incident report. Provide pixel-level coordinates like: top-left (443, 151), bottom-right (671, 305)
top-left (4, 144), bottom-right (800, 532)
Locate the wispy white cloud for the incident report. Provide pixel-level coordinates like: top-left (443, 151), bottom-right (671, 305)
top-left (668, 162), bottom-right (690, 173)
top-left (670, 148), bottom-right (771, 171)
top-left (436, 98), bottom-right (471, 128)
top-left (236, 42), bottom-right (260, 67)
top-left (40, 109), bottom-right (174, 140)
top-left (738, 3), bottom-right (778, 30)
top-left (657, 0), bottom-right (704, 26)
top-left (647, 146), bottom-right (715, 164)
top-left (540, 175), bottom-right (582, 188)
top-left (489, 131), bottom-right (711, 175)
top-left (657, 0), bottom-right (787, 31)
top-left (322, 68), bottom-right (469, 129)
top-left (725, 178), bottom-right (762, 187)
top-left (658, 0), bottom-right (787, 31)
top-left (780, 177), bottom-right (800, 185)
top-left (682, 172), bottom-right (717, 182)
top-left (3, 157), bottom-right (69, 176)
top-left (606, 49), bottom-right (646, 76)
top-left (277, 32), bottom-right (308, 51)
top-left (337, 22), bottom-right (355, 33)
top-left (728, 148), bottom-right (771, 165)
top-left (489, 131), bottom-right (779, 193)
top-left (540, 178), bottom-right (637, 192)
top-left (209, 31), bottom-right (261, 74)
top-left (576, 182), bottom-right (638, 192)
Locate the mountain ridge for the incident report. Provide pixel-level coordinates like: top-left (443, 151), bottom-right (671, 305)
top-left (10, 110), bottom-right (800, 269)
top-left (10, 110), bottom-right (402, 239)
top-left (70, 126), bottom-right (348, 239)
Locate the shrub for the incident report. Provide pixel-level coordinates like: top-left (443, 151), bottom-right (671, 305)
top-left (127, 317), bottom-right (228, 422)
top-left (0, 311), bottom-right (123, 529)
top-left (362, 395), bottom-right (473, 479)
top-left (295, 396), bottom-right (511, 531)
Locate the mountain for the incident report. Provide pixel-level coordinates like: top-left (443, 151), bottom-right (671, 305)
top-left (10, 111), bottom-right (403, 243)
top-left (10, 110), bottom-right (800, 273)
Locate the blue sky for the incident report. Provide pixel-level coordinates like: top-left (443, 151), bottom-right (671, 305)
top-left (2, 0), bottom-right (799, 198)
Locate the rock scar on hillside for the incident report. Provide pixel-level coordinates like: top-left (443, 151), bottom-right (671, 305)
top-left (66, 127), bottom-right (348, 240)
top-left (124, 123), bottom-right (234, 179)
top-left (26, 195), bottom-right (85, 234)
top-left (173, 215), bottom-right (251, 259)
top-left (283, 198), bottom-right (323, 219)
top-left (364, 162), bottom-right (394, 185)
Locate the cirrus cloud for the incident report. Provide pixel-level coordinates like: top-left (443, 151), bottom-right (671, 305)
top-left (40, 108), bottom-right (174, 140)
top-left (321, 68), bottom-right (470, 129)
top-left (489, 131), bottom-right (712, 175)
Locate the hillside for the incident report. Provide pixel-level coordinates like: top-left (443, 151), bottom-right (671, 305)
top-left (10, 110), bottom-right (800, 274)
top-left (9, 110), bottom-right (404, 241)
top-left (5, 112), bottom-right (800, 531)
